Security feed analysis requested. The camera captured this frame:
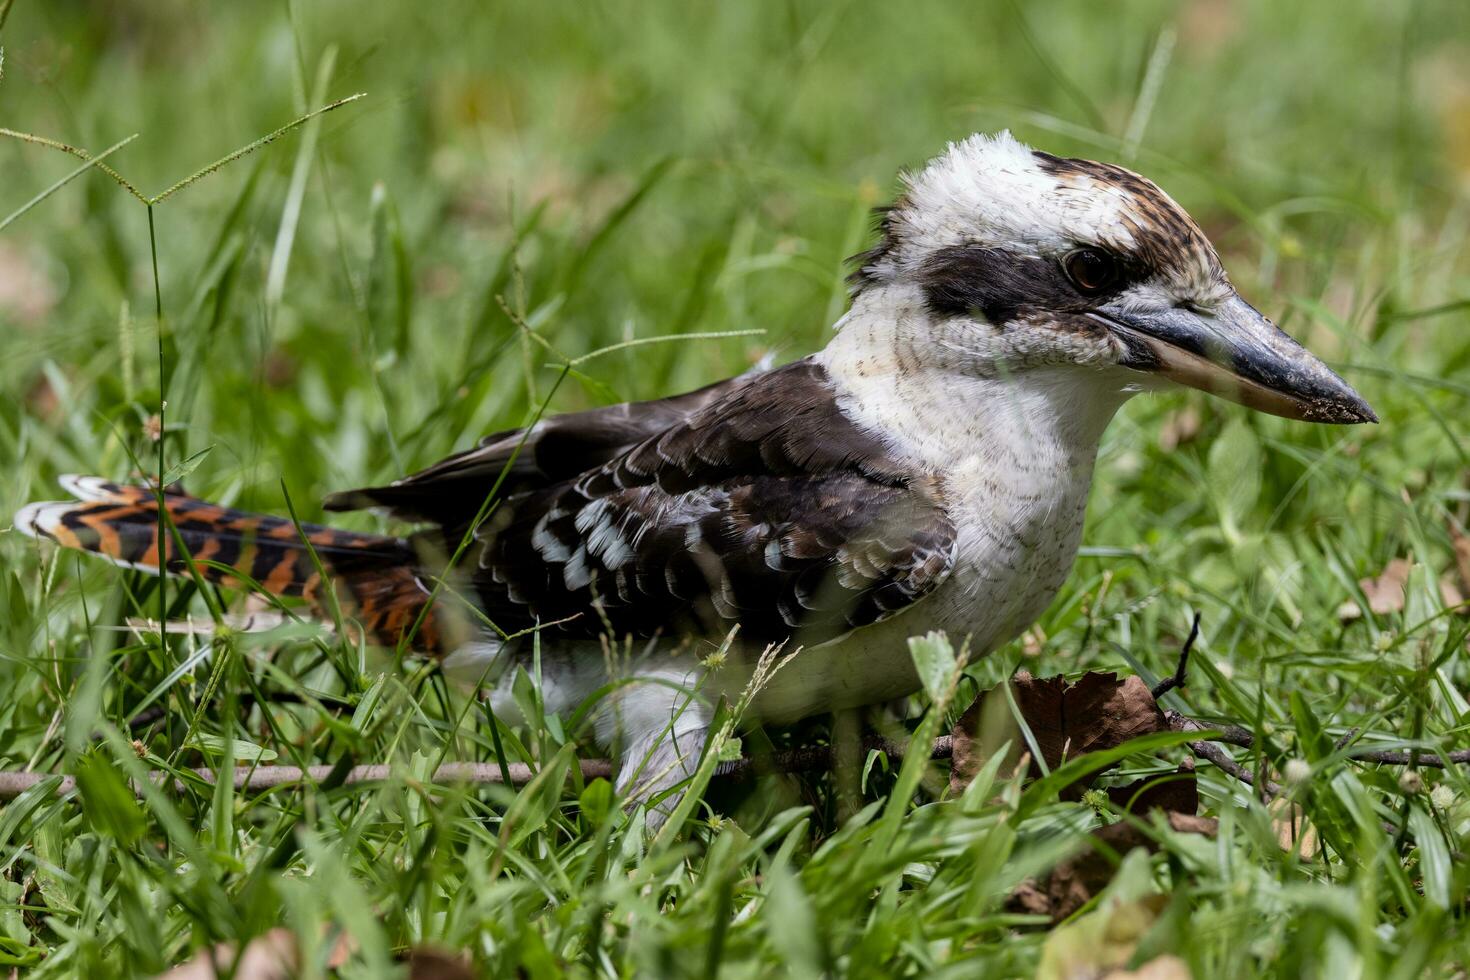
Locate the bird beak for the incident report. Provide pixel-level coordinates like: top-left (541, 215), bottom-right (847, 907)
top-left (1096, 293), bottom-right (1377, 424)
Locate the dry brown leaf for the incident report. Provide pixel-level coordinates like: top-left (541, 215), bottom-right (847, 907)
top-left (1270, 799), bottom-right (1319, 859)
top-left (403, 947), bottom-right (478, 980)
top-left (1035, 856), bottom-right (1172, 980)
top-left (1360, 557), bottom-right (1412, 615)
top-left (951, 671), bottom-right (1170, 797)
top-left (159, 928), bottom-right (297, 980)
top-left (958, 670), bottom-right (1214, 923)
top-left (1008, 814), bottom-right (1218, 923)
top-left (1338, 557), bottom-right (1468, 620)
top-left (1106, 759), bottom-right (1199, 816)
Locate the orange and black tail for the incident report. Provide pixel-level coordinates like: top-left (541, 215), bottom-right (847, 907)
top-left (15, 476), bottom-right (457, 653)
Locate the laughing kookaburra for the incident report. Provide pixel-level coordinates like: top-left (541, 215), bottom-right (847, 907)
top-left (16, 132), bottom-right (1376, 818)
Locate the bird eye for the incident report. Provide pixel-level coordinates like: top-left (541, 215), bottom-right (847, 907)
top-left (1063, 248), bottom-right (1120, 294)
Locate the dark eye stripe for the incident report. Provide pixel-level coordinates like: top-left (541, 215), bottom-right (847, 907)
top-left (918, 244), bottom-right (1134, 323)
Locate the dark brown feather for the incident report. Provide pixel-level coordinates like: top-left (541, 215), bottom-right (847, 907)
top-left (323, 371), bottom-right (760, 526)
top-left (381, 358), bottom-right (957, 647)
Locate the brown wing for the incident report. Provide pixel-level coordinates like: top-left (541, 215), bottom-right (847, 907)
top-left (467, 359), bottom-right (957, 646)
top-left (322, 370), bottom-right (761, 527)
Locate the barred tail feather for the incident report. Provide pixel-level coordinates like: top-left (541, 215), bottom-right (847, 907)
top-left (15, 476), bottom-right (456, 653)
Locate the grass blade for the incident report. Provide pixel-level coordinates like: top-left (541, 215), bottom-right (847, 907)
top-left (0, 132), bottom-right (138, 232)
top-left (147, 91), bottom-right (364, 205)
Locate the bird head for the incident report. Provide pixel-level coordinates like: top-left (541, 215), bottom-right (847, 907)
top-left (849, 132), bottom-right (1375, 424)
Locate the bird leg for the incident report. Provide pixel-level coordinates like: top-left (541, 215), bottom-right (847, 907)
top-left (598, 664), bottom-right (714, 828)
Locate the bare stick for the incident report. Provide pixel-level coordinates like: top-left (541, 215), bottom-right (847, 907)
top-left (0, 735), bottom-right (954, 800)
top-left (1187, 739), bottom-right (1282, 798)
top-left (1166, 710), bottom-right (1470, 767)
top-left (1151, 612), bottom-right (1201, 701)
top-left (1339, 747), bottom-right (1470, 767)
top-left (2, 704), bottom-right (1460, 803)
top-left (0, 761), bottom-right (608, 800)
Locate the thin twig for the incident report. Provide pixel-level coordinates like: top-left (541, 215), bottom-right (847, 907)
top-left (1187, 739), bottom-right (1282, 798)
top-left (0, 734), bottom-right (955, 800)
top-left (1164, 710), bottom-right (1280, 797)
top-left (1165, 712), bottom-right (1254, 748)
top-left (10, 703), bottom-right (1466, 802)
top-left (0, 761), bottom-right (606, 799)
top-left (7, 690), bottom-right (1463, 802)
top-left (1166, 709), bottom-right (1470, 767)
top-left (1151, 612), bottom-right (1201, 701)
top-left (1340, 747), bottom-right (1470, 767)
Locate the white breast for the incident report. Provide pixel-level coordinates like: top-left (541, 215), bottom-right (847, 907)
top-left (742, 286), bottom-right (1134, 723)
top-left (482, 287), bottom-right (1136, 735)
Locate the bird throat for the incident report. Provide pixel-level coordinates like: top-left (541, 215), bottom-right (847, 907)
top-left (817, 285), bottom-right (1132, 653)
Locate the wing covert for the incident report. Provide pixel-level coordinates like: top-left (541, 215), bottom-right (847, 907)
top-left (322, 369), bottom-right (759, 526)
top-left (469, 359), bottom-right (957, 646)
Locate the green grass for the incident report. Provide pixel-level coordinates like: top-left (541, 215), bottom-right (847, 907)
top-left (2, 0), bottom-right (1470, 975)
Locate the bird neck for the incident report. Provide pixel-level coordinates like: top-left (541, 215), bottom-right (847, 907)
top-left (818, 283), bottom-right (1135, 472)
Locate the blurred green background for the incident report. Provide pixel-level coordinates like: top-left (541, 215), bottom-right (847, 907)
top-left (3, 1), bottom-right (1470, 975)
top-left (3, 0), bottom-right (1466, 518)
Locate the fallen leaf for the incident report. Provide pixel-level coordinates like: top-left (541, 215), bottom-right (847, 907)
top-left (1010, 813), bottom-right (1219, 923)
top-left (951, 671), bottom-right (1170, 798)
top-left (1360, 557), bottom-right (1412, 615)
top-left (159, 929), bottom-right (296, 980)
top-left (1035, 849), bottom-right (1170, 979)
top-left (957, 669), bottom-right (1215, 923)
top-left (1339, 557), bottom-right (1468, 620)
top-left (1106, 759), bottom-right (1199, 815)
top-left (403, 947), bottom-right (478, 980)
top-left (1270, 798), bottom-right (1319, 860)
